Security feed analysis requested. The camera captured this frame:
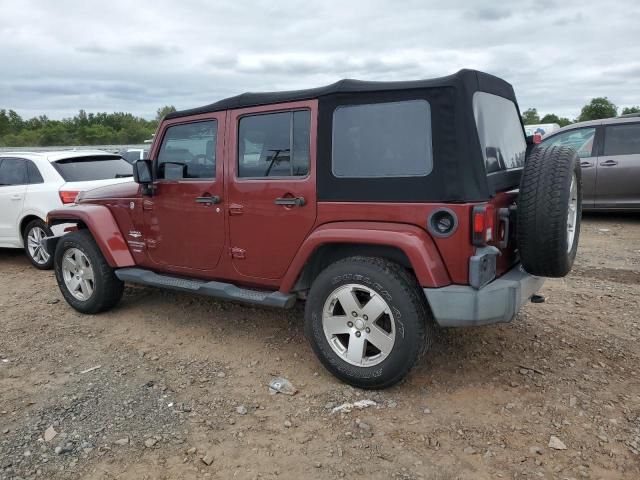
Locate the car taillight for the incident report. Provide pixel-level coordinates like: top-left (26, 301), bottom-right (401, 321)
top-left (533, 133), bottom-right (542, 144)
top-left (59, 190), bottom-right (80, 204)
top-left (471, 205), bottom-right (495, 246)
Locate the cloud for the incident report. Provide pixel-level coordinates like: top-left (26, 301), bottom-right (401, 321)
top-left (466, 6), bottom-right (512, 21)
top-left (77, 43), bottom-right (181, 57)
top-left (0, 0), bottom-right (638, 120)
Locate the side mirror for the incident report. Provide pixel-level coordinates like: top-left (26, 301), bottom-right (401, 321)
top-left (133, 159), bottom-right (153, 184)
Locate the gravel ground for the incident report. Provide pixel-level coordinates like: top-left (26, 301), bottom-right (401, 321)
top-left (1, 214), bottom-right (639, 480)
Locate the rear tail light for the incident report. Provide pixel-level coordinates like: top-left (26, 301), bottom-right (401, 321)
top-left (533, 133), bottom-right (542, 144)
top-left (59, 190), bottom-right (80, 204)
top-left (471, 205), bottom-right (495, 246)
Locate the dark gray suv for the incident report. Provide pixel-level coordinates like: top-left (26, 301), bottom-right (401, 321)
top-left (541, 114), bottom-right (640, 211)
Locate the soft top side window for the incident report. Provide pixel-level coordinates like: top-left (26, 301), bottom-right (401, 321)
top-left (157, 120), bottom-right (217, 180)
top-left (473, 92), bottom-right (526, 173)
top-left (331, 100), bottom-right (433, 178)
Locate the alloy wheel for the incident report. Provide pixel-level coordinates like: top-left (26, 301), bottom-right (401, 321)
top-left (322, 284), bottom-right (396, 367)
top-left (567, 173), bottom-right (578, 253)
top-left (27, 226), bottom-right (50, 265)
top-left (61, 248), bottom-right (95, 301)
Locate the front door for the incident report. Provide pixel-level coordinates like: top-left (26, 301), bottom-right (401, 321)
top-left (595, 122), bottom-right (640, 209)
top-left (226, 101), bottom-right (317, 281)
top-left (0, 158), bottom-right (27, 244)
top-left (144, 114), bottom-right (226, 273)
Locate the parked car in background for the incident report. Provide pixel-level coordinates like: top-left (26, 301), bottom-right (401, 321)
top-left (524, 123), bottom-right (561, 137)
top-left (119, 148), bottom-right (150, 164)
top-left (541, 115), bottom-right (640, 211)
top-left (0, 151), bottom-right (133, 269)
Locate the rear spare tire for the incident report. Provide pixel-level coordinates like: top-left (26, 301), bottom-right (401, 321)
top-left (517, 145), bottom-right (581, 277)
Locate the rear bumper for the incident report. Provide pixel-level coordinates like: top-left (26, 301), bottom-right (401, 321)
top-left (423, 264), bottom-right (544, 327)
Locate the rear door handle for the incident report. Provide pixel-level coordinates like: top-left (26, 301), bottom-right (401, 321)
top-left (229, 203), bottom-right (243, 215)
top-left (10, 194), bottom-right (23, 200)
top-left (580, 161), bottom-right (593, 168)
top-left (195, 195), bottom-right (221, 204)
top-left (274, 196), bottom-right (305, 207)
top-left (599, 160), bottom-right (618, 167)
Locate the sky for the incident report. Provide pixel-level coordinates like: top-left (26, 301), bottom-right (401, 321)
top-left (0, 0), bottom-right (638, 121)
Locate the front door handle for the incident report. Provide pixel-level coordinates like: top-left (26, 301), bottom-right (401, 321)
top-left (599, 160), bottom-right (618, 167)
top-left (580, 161), bottom-right (593, 168)
top-left (274, 196), bottom-right (305, 207)
top-left (195, 195), bottom-right (221, 205)
top-left (10, 194), bottom-right (23, 200)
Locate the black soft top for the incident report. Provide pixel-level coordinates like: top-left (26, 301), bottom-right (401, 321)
top-left (166, 69), bottom-right (517, 119)
top-left (166, 69), bottom-right (523, 203)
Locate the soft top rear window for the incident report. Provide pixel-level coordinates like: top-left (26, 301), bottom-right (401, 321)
top-left (53, 155), bottom-right (132, 182)
top-left (473, 92), bottom-right (526, 174)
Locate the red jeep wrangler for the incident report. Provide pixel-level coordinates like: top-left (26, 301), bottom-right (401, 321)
top-left (45, 70), bottom-right (581, 389)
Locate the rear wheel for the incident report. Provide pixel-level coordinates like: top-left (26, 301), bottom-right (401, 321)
top-left (24, 219), bottom-right (53, 270)
top-left (54, 230), bottom-right (124, 313)
top-left (305, 256), bottom-right (434, 389)
top-left (517, 146), bottom-right (582, 277)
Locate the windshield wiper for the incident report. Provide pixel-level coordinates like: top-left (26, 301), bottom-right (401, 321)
top-left (115, 173), bottom-right (133, 178)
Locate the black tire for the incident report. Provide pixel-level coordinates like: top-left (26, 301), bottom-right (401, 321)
top-left (517, 145), bottom-right (582, 277)
top-left (23, 218), bottom-right (54, 270)
top-left (54, 230), bottom-right (124, 314)
top-left (304, 256), bottom-right (434, 389)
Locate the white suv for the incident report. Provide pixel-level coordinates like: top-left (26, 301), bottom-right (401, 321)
top-left (0, 150), bottom-right (133, 269)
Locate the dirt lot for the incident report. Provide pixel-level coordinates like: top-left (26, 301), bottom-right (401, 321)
top-left (1, 214), bottom-right (639, 480)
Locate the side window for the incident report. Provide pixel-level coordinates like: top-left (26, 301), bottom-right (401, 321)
top-left (26, 160), bottom-right (44, 184)
top-left (157, 120), bottom-right (216, 180)
top-left (473, 92), bottom-right (526, 173)
top-left (543, 128), bottom-right (596, 158)
top-left (603, 123), bottom-right (640, 156)
top-left (332, 100), bottom-right (432, 178)
top-left (0, 158), bottom-right (27, 186)
top-left (238, 110), bottom-right (310, 178)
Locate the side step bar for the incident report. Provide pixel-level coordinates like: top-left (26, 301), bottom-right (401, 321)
top-left (115, 268), bottom-right (296, 309)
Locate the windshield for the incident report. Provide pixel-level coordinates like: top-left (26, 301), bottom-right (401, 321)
top-left (53, 155), bottom-right (133, 182)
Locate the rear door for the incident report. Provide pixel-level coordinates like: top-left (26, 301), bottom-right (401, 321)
top-left (542, 126), bottom-right (598, 208)
top-left (145, 114), bottom-right (226, 273)
top-left (226, 101), bottom-right (317, 281)
top-left (0, 158), bottom-right (27, 244)
top-left (595, 122), bottom-right (640, 209)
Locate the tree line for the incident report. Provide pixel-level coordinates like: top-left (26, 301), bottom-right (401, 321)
top-left (522, 97), bottom-right (640, 126)
top-left (0, 106), bottom-right (177, 147)
top-left (1, 98), bottom-right (638, 147)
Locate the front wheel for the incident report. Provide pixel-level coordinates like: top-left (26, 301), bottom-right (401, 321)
top-left (54, 230), bottom-right (124, 314)
top-left (304, 256), bottom-right (434, 389)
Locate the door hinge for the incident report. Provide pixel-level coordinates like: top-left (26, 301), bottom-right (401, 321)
top-left (230, 247), bottom-right (246, 259)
